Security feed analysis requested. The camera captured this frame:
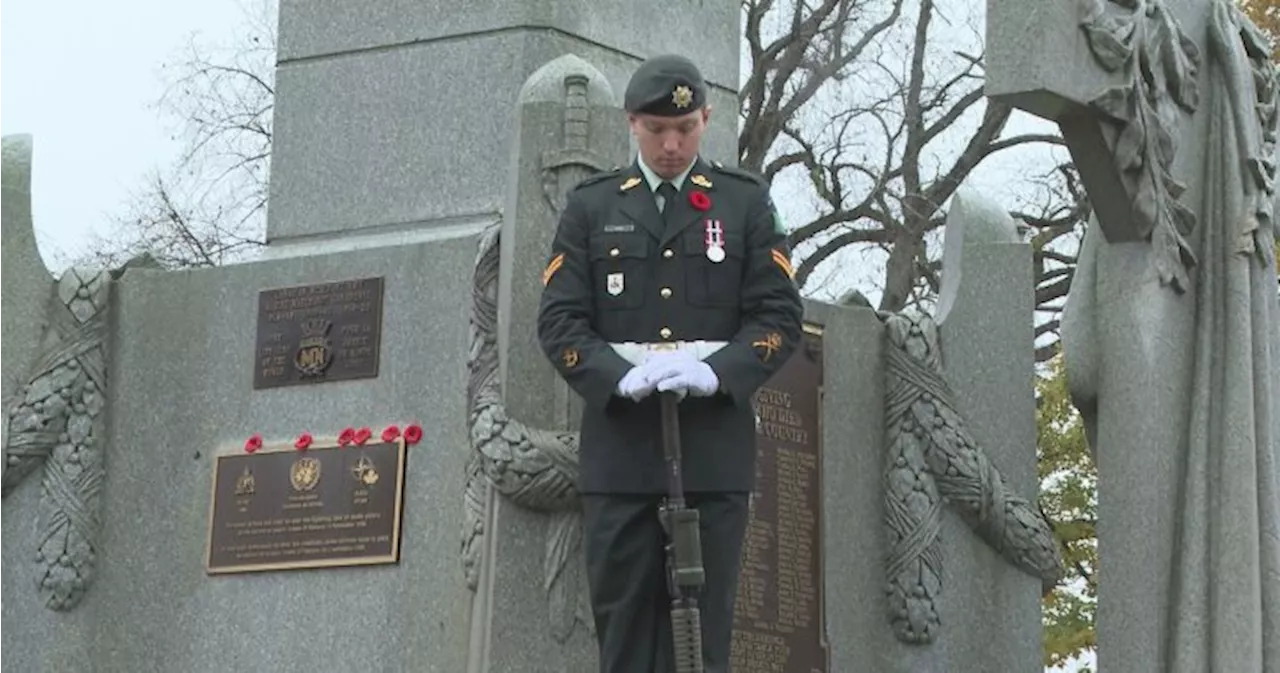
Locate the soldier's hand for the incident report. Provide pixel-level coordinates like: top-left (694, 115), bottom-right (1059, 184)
top-left (649, 352), bottom-right (720, 399)
top-left (616, 366), bottom-right (658, 401)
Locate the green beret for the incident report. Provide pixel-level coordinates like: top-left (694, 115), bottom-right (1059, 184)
top-left (624, 54), bottom-right (707, 117)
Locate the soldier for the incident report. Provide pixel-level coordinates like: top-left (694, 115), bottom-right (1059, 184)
top-left (536, 53), bottom-right (803, 672)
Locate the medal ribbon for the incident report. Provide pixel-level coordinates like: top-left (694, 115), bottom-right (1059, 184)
top-left (704, 220), bottom-right (724, 248)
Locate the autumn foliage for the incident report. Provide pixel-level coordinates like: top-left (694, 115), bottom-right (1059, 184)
top-left (1240, 0), bottom-right (1280, 59)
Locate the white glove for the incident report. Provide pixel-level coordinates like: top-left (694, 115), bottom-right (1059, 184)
top-left (614, 352), bottom-right (688, 401)
top-left (616, 365), bottom-right (657, 401)
top-left (647, 351), bottom-right (720, 400)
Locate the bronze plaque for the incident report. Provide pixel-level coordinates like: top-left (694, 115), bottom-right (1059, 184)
top-left (730, 324), bottom-right (829, 672)
top-left (205, 440), bottom-right (406, 574)
top-left (253, 277), bottom-right (384, 389)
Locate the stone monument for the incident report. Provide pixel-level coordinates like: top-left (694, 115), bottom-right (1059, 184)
top-left (4, 2), bottom-right (1065, 671)
top-left (987, 0), bottom-right (1280, 670)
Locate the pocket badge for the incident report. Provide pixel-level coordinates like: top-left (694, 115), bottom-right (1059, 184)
top-left (607, 272), bottom-right (625, 296)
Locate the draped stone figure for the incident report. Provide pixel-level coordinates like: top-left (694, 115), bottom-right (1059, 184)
top-left (987, 0), bottom-right (1280, 669)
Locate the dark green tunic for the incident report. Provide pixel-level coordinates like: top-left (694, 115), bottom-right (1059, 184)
top-left (537, 156), bottom-right (804, 495)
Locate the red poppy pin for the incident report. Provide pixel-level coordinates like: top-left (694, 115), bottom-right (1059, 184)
top-left (353, 427), bottom-right (372, 445)
top-left (244, 433), bottom-right (263, 454)
top-left (689, 191), bottom-right (711, 211)
top-left (404, 423), bottom-right (424, 445)
top-left (338, 427), bottom-right (356, 447)
top-left (382, 425), bottom-right (401, 443)
top-left (294, 432), bottom-right (313, 451)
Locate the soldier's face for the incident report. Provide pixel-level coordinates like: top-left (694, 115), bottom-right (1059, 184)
top-left (629, 107), bottom-right (711, 178)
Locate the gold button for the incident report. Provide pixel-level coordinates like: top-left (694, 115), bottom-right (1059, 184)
top-left (659, 327), bottom-right (672, 339)
top-left (609, 247), bottom-right (620, 257)
top-left (663, 249), bottom-right (674, 258)
top-left (660, 287), bottom-right (672, 299)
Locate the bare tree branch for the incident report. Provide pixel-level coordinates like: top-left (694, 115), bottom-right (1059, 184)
top-left (794, 227), bottom-right (893, 288)
top-left (740, 0), bottom-right (907, 173)
top-left (70, 0), bottom-right (276, 270)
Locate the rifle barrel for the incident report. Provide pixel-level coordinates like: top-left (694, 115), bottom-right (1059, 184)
top-left (660, 391), bottom-right (685, 506)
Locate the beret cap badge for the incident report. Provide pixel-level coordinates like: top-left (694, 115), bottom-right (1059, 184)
top-left (624, 55), bottom-right (705, 116)
top-left (672, 85), bottom-right (694, 109)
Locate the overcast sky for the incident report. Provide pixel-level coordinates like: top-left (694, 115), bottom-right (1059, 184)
top-left (2, 0), bottom-right (250, 269)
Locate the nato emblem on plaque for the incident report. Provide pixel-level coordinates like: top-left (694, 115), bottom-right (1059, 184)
top-left (294, 319), bottom-right (335, 377)
top-left (351, 455), bottom-right (380, 486)
top-left (290, 457), bottom-right (322, 492)
top-left (607, 272), bottom-right (625, 296)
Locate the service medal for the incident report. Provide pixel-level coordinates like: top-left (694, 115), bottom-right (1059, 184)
top-left (704, 219), bottom-right (725, 264)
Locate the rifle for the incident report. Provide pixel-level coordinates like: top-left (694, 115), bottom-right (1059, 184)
top-left (658, 390), bottom-right (705, 673)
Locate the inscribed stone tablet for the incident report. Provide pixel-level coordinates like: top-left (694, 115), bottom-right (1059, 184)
top-left (206, 440), bottom-right (406, 573)
top-left (253, 277), bottom-right (384, 389)
top-left (730, 325), bottom-right (829, 672)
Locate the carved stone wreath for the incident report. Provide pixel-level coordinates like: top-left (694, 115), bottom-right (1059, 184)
top-left (882, 312), bottom-right (1065, 644)
top-left (462, 221), bottom-right (591, 643)
top-left (2, 267), bottom-right (114, 611)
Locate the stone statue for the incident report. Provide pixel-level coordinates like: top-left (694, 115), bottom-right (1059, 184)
top-left (1065, 3), bottom-right (1280, 669)
top-left (988, 0), bottom-right (1280, 669)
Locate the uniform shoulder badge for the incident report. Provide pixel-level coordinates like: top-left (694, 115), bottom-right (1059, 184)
top-left (690, 174), bottom-right (713, 189)
top-left (571, 167), bottom-right (623, 192)
top-left (619, 176), bottom-right (643, 192)
top-left (709, 160), bottom-right (767, 187)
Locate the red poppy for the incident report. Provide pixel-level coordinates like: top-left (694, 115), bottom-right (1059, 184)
top-left (404, 423), bottom-right (423, 445)
top-left (382, 425), bottom-right (401, 443)
top-left (338, 427), bottom-right (356, 447)
top-left (353, 427), bottom-right (372, 445)
top-left (295, 432), bottom-right (313, 451)
top-left (244, 433), bottom-right (263, 454)
top-left (689, 191), bottom-right (711, 211)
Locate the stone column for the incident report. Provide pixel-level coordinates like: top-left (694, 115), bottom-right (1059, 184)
top-left (931, 190), bottom-right (1045, 672)
top-left (803, 188), bottom-right (1058, 673)
top-left (265, 0), bottom-right (741, 249)
top-left (1, 135), bottom-right (55, 422)
top-left (461, 54), bottom-right (630, 672)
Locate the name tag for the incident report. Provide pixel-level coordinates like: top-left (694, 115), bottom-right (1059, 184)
top-left (602, 223), bottom-right (635, 233)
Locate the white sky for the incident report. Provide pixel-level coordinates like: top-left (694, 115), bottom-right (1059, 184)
top-left (2, 0), bottom-right (251, 269)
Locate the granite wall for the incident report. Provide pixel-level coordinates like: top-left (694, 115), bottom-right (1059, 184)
top-left (2, 232), bottom-right (482, 672)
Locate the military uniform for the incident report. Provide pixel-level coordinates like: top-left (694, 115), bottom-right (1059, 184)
top-left (536, 54), bottom-right (803, 673)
